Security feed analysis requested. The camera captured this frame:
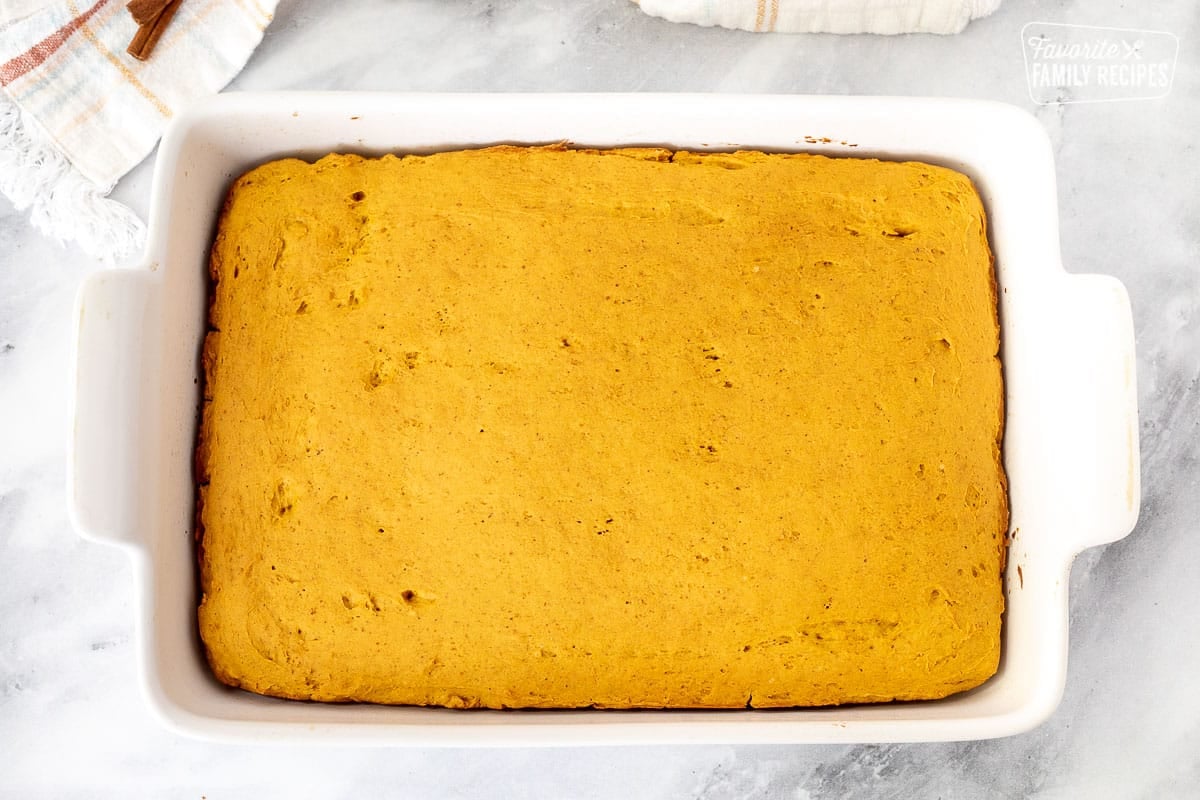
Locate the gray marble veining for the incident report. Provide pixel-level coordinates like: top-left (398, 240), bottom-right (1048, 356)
top-left (1, 0), bottom-right (1197, 797)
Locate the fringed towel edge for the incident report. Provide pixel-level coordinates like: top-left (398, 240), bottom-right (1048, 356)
top-left (0, 92), bottom-right (145, 264)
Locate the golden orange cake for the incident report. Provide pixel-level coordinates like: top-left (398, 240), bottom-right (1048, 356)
top-left (197, 146), bottom-right (1007, 708)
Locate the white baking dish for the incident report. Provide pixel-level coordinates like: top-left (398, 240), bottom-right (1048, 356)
top-left (68, 93), bottom-right (1140, 745)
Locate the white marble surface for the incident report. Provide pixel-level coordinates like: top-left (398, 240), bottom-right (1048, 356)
top-left (1, 0), bottom-right (1198, 796)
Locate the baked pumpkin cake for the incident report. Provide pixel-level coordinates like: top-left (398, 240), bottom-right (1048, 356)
top-left (197, 145), bottom-right (1008, 708)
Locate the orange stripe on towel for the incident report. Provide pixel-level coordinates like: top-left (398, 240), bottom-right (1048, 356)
top-left (70, 0), bottom-right (172, 117)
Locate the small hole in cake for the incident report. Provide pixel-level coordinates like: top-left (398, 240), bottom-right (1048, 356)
top-left (341, 594), bottom-right (352, 609)
top-left (743, 645), bottom-right (752, 652)
top-left (351, 191), bottom-right (366, 202)
top-left (296, 301), bottom-right (308, 314)
top-left (401, 590), bottom-right (416, 603)
top-left (928, 589), bottom-right (941, 602)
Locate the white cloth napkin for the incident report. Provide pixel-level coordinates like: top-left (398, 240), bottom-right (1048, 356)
top-left (635, 0), bottom-right (1003, 34)
top-left (0, 0), bottom-right (275, 262)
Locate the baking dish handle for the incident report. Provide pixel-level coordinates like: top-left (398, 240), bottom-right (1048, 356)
top-left (1058, 273), bottom-right (1141, 552)
top-left (68, 269), bottom-right (157, 549)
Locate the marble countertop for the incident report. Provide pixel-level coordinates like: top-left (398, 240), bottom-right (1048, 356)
top-left (1, 0), bottom-right (1197, 796)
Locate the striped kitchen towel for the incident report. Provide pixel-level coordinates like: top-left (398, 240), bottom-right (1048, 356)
top-left (0, 0), bottom-right (275, 262)
top-left (634, 0), bottom-right (1003, 34)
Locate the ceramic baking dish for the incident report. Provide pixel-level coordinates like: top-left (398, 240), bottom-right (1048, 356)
top-left (69, 92), bottom-right (1139, 745)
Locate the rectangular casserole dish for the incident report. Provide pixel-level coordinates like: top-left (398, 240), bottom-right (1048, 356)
top-left (68, 92), bottom-right (1140, 745)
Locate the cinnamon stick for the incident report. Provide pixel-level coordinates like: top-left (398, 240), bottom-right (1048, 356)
top-left (126, 0), bottom-right (183, 61)
top-left (126, 0), bottom-right (170, 26)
